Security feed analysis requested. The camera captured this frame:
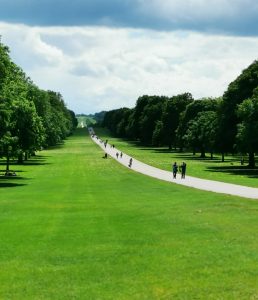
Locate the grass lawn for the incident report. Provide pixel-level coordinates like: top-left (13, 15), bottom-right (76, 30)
top-left (95, 127), bottom-right (258, 188)
top-left (0, 128), bottom-right (258, 299)
top-left (77, 116), bottom-right (96, 128)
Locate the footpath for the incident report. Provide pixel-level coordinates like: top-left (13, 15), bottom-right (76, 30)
top-left (89, 129), bottom-right (258, 200)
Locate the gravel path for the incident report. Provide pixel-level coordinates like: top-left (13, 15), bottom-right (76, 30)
top-left (90, 131), bottom-right (258, 200)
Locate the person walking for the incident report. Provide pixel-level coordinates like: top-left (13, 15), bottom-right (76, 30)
top-left (180, 162), bottom-right (187, 179)
top-left (128, 158), bottom-right (133, 168)
top-left (172, 162), bottom-right (178, 179)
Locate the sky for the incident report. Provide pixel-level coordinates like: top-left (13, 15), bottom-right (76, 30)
top-left (0, 0), bottom-right (258, 114)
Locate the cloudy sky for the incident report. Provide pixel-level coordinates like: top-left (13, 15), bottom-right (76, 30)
top-left (0, 0), bottom-right (258, 114)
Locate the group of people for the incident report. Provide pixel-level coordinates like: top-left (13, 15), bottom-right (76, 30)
top-left (95, 133), bottom-right (187, 179)
top-left (116, 152), bottom-right (123, 159)
top-left (172, 162), bottom-right (187, 179)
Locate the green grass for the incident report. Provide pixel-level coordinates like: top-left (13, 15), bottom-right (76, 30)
top-left (95, 127), bottom-right (258, 188)
top-left (0, 128), bottom-right (258, 299)
top-left (77, 116), bottom-right (96, 128)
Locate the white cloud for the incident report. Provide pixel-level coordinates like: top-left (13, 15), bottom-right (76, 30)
top-left (0, 22), bottom-right (258, 113)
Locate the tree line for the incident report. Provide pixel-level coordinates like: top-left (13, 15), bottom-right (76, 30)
top-left (102, 60), bottom-right (258, 168)
top-left (0, 39), bottom-right (77, 170)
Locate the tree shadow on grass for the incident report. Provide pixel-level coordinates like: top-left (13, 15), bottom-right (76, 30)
top-left (136, 147), bottom-right (231, 162)
top-left (19, 160), bottom-right (51, 166)
top-left (139, 148), bottom-right (175, 154)
top-left (48, 143), bottom-right (64, 150)
top-left (0, 182), bottom-right (27, 188)
top-left (0, 175), bottom-right (28, 188)
top-left (171, 153), bottom-right (227, 163)
top-left (206, 165), bottom-right (258, 178)
top-left (0, 156), bottom-right (51, 167)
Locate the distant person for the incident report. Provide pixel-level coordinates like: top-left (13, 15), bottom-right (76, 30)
top-left (120, 152), bottom-right (123, 158)
top-left (128, 158), bottom-right (133, 168)
top-left (103, 153), bottom-right (108, 159)
top-left (116, 152), bottom-right (119, 158)
top-left (180, 162), bottom-right (187, 179)
top-left (172, 162), bottom-right (178, 179)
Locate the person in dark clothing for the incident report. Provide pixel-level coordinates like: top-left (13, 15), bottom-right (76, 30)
top-left (128, 158), bottom-right (133, 168)
top-left (180, 162), bottom-right (187, 179)
top-left (172, 162), bottom-right (178, 179)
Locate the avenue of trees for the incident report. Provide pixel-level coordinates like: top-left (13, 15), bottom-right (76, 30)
top-left (102, 60), bottom-right (258, 168)
top-left (0, 39), bottom-right (77, 170)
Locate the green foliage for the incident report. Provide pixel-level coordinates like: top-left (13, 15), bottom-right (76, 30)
top-left (220, 60), bottom-right (258, 152)
top-left (0, 39), bottom-right (76, 163)
top-left (152, 120), bottom-right (164, 146)
top-left (102, 107), bottom-right (132, 137)
top-left (184, 111), bottom-right (218, 158)
top-left (236, 94), bottom-right (258, 167)
top-left (176, 97), bottom-right (220, 151)
top-left (138, 97), bottom-right (165, 144)
top-left (77, 111), bottom-right (106, 127)
top-left (162, 93), bottom-right (194, 149)
top-left (101, 60), bottom-right (258, 166)
top-left (11, 98), bottom-right (45, 152)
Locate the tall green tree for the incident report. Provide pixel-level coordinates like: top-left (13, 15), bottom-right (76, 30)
top-left (236, 92), bottom-right (258, 167)
top-left (11, 98), bottom-right (45, 162)
top-left (177, 98), bottom-right (219, 151)
top-left (219, 60), bottom-right (258, 156)
top-left (183, 111), bottom-right (218, 158)
top-left (0, 38), bottom-right (76, 167)
top-left (138, 96), bottom-right (166, 145)
top-left (152, 120), bottom-right (164, 146)
top-left (161, 93), bottom-right (193, 149)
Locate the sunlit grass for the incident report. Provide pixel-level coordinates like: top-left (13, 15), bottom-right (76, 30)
top-left (0, 128), bottom-right (257, 299)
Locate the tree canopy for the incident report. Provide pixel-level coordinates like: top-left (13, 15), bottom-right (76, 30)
top-left (0, 38), bottom-right (77, 168)
top-left (101, 60), bottom-right (258, 167)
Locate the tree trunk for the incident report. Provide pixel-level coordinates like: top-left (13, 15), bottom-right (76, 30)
top-left (248, 152), bottom-right (255, 168)
top-left (221, 152), bottom-right (225, 162)
top-left (17, 152), bottom-right (23, 164)
top-left (210, 152), bottom-right (213, 160)
top-left (200, 148), bottom-right (206, 158)
top-left (6, 153), bottom-right (10, 172)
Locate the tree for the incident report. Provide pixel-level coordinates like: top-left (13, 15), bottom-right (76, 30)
top-left (116, 108), bottom-right (132, 137)
top-left (177, 98), bottom-right (219, 151)
top-left (152, 120), bottom-right (164, 146)
top-left (236, 94), bottom-right (258, 167)
top-left (138, 97), bottom-right (165, 145)
top-left (0, 38), bottom-right (76, 167)
top-left (162, 93), bottom-right (193, 149)
top-left (11, 98), bottom-right (45, 162)
top-left (219, 60), bottom-right (258, 155)
top-left (183, 111), bottom-right (218, 158)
